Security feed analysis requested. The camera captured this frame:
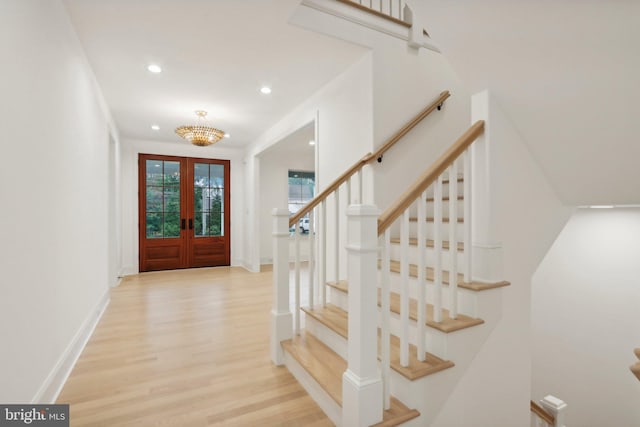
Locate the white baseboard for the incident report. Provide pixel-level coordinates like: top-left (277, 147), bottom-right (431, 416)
top-left (32, 289), bottom-right (110, 404)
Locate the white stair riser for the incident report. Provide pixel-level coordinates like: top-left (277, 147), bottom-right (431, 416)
top-left (426, 199), bottom-right (464, 218)
top-left (382, 310), bottom-right (449, 358)
top-left (404, 198), bottom-right (464, 218)
top-left (411, 221), bottom-right (465, 242)
top-left (386, 219), bottom-right (465, 242)
top-left (304, 313), bottom-right (348, 360)
top-left (389, 243), bottom-right (465, 271)
top-left (328, 285), bottom-right (349, 312)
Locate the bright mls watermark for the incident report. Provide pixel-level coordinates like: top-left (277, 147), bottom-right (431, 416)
top-left (0, 405), bottom-right (68, 426)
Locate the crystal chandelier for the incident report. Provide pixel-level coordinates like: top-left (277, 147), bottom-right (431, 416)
top-left (175, 110), bottom-right (225, 147)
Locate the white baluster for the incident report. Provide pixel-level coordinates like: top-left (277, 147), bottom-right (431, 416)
top-left (449, 163), bottom-right (459, 319)
top-left (400, 209), bottom-right (410, 367)
top-left (294, 223), bottom-right (301, 335)
top-left (347, 177), bottom-right (352, 205)
top-left (464, 148), bottom-right (472, 283)
top-left (416, 190), bottom-right (427, 361)
top-left (357, 169), bottom-right (363, 204)
top-left (434, 176), bottom-right (443, 323)
top-left (334, 189), bottom-right (340, 285)
top-left (308, 209), bottom-right (315, 309)
top-left (381, 230), bottom-right (391, 410)
top-left (321, 199), bottom-right (327, 307)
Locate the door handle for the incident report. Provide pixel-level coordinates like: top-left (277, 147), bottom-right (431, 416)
top-left (181, 218), bottom-right (186, 230)
top-left (189, 219), bottom-right (193, 230)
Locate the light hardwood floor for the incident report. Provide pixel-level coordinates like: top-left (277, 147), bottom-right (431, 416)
top-left (57, 267), bottom-right (332, 426)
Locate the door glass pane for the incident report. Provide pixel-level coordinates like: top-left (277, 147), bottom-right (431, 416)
top-left (146, 160), bottom-right (163, 185)
top-left (164, 161), bottom-right (180, 185)
top-left (146, 212), bottom-right (163, 238)
top-left (164, 212), bottom-right (180, 238)
top-left (193, 162), bottom-right (225, 237)
top-left (194, 163), bottom-right (209, 187)
top-left (146, 187), bottom-right (162, 212)
top-left (146, 159), bottom-right (181, 239)
top-left (194, 211), bottom-right (209, 237)
top-left (164, 186), bottom-right (180, 212)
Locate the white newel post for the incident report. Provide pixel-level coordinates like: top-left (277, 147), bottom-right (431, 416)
top-left (470, 90), bottom-right (504, 283)
top-left (541, 395), bottom-right (567, 427)
top-left (342, 204), bottom-right (383, 427)
top-left (270, 208), bottom-right (293, 365)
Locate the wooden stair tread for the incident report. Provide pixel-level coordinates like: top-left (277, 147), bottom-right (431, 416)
top-left (635, 348), bottom-right (640, 359)
top-left (302, 305), bottom-right (455, 380)
top-left (380, 333), bottom-right (454, 380)
top-left (282, 331), bottom-right (420, 425)
top-left (389, 237), bottom-right (464, 252)
top-left (326, 280), bottom-right (349, 293)
top-left (374, 397), bottom-right (421, 426)
top-left (410, 217), bottom-right (464, 223)
top-left (426, 195), bottom-right (464, 202)
top-left (282, 331), bottom-right (345, 405)
top-left (387, 260), bottom-right (511, 291)
top-left (302, 304), bottom-right (348, 338)
top-left (380, 289), bottom-right (484, 333)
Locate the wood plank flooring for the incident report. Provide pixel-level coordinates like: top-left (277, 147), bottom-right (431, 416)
top-left (57, 267), bottom-right (332, 426)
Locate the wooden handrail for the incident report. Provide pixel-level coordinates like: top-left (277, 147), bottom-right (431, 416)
top-left (530, 400), bottom-right (555, 425)
top-left (289, 91), bottom-right (450, 227)
top-left (378, 120), bottom-right (484, 235)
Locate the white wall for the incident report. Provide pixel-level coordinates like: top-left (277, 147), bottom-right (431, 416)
top-left (243, 53), bottom-right (374, 272)
top-left (430, 92), bottom-right (571, 426)
top-left (532, 208), bottom-right (640, 427)
top-left (119, 139), bottom-right (245, 274)
top-left (0, 0), bottom-right (116, 402)
top-left (258, 147), bottom-right (315, 265)
top-left (290, 1), bottom-right (472, 212)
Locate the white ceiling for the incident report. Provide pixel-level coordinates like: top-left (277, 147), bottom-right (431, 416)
top-left (418, 1), bottom-right (640, 205)
top-left (63, 0), bottom-right (366, 148)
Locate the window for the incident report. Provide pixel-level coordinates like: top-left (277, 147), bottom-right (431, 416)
top-left (288, 170), bottom-right (315, 221)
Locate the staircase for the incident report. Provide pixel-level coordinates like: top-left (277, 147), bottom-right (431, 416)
top-left (270, 90), bottom-right (514, 425)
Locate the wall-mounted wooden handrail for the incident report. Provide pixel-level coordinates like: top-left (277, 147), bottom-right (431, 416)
top-left (530, 400), bottom-right (555, 425)
top-left (289, 91), bottom-right (451, 227)
top-left (377, 120), bottom-right (484, 235)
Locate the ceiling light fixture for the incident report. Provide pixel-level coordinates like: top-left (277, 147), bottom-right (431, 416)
top-left (147, 64), bottom-right (162, 73)
top-left (224, 133), bottom-right (231, 138)
top-left (151, 124), bottom-right (160, 131)
top-left (175, 110), bottom-right (225, 147)
top-left (260, 86), bottom-right (272, 94)
top-left (309, 140), bottom-right (315, 146)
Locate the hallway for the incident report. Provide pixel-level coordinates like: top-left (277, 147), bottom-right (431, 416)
top-left (57, 267), bottom-right (331, 426)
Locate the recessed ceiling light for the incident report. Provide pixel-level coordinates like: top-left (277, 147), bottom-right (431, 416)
top-left (151, 125), bottom-right (160, 131)
top-left (224, 133), bottom-right (230, 138)
top-left (309, 140), bottom-right (315, 146)
top-left (260, 86), bottom-right (272, 94)
top-left (147, 64), bottom-right (162, 73)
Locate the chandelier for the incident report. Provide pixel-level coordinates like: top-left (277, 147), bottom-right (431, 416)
top-left (175, 110), bottom-right (225, 147)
